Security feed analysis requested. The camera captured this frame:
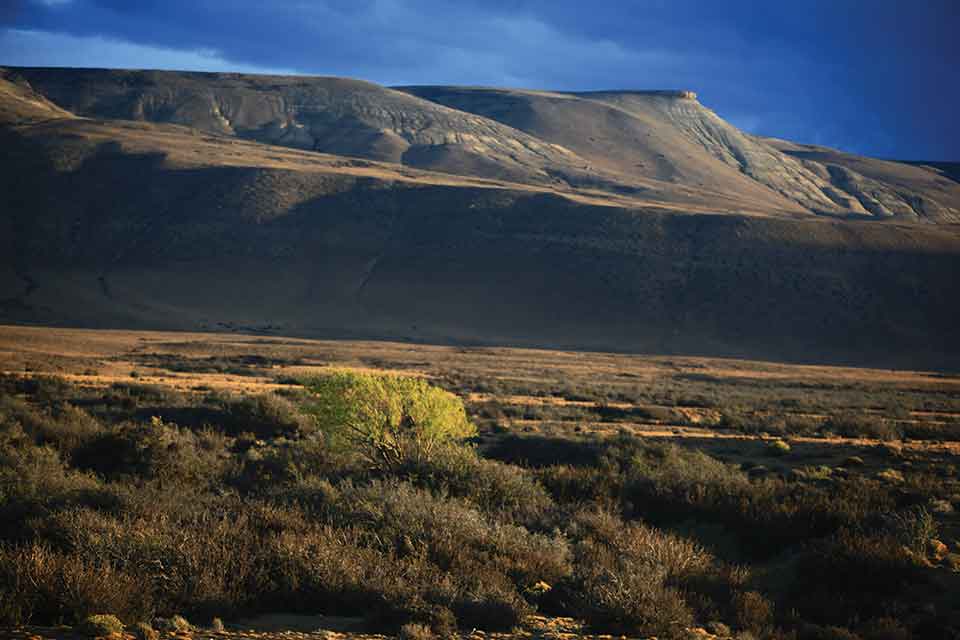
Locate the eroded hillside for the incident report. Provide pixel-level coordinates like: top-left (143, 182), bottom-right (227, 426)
top-left (401, 85), bottom-right (960, 222)
top-left (12, 66), bottom-right (960, 221)
top-left (1, 67), bottom-right (959, 367)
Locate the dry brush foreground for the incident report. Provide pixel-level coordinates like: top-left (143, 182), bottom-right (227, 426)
top-left (0, 325), bottom-right (959, 640)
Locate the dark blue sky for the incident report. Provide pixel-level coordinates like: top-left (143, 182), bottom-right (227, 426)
top-left (1, 0), bottom-right (957, 160)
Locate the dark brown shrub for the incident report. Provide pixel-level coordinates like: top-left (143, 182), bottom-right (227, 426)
top-left (0, 543), bottom-right (151, 625)
top-left (559, 509), bottom-right (710, 638)
top-left (222, 394), bottom-right (315, 438)
top-left (797, 624), bottom-right (862, 640)
top-left (72, 418), bottom-right (230, 486)
top-left (567, 544), bottom-right (694, 638)
top-left (791, 529), bottom-right (927, 626)
top-left (398, 443), bottom-right (554, 525)
top-left (399, 623), bottom-right (434, 640)
top-left (734, 590), bottom-right (774, 635)
top-left (857, 618), bottom-right (911, 640)
top-left (825, 412), bottom-right (901, 441)
top-left (0, 396), bottom-right (104, 456)
top-left (317, 480), bottom-right (571, 588)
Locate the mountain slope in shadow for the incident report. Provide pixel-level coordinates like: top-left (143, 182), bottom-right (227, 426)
top-left (2, 68), bottom-right (959, 368)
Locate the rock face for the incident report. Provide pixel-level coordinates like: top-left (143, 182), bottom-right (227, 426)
top-left (1, 67), bottom-right (959, 367)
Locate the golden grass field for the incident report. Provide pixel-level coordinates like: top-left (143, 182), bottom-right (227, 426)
top-left (3, 324), bottom-right (959, 459)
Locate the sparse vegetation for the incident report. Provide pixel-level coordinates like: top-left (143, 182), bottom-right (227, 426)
top-left (0, 334), bottom-right (958, 639)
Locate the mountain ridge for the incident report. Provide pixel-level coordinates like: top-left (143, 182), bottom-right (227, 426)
top-left (1, 66), bottom-right (958, 368)
top-left (11, 66), bottom-right (960, 221)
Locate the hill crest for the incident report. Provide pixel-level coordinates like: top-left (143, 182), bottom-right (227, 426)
top-left (1, 66), bottom-right (959, 367)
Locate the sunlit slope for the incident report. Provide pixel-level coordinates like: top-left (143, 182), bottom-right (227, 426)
top-left (401, 86), bottom-right (960, 222)
top-left (398, 86), bottom-right (812, 214)
top-left (767, 137), bottom-right (960, 220)
top-left (0, 70), bottom-right (75, 123)
top-left (9, 67), bottom-right (616, 190)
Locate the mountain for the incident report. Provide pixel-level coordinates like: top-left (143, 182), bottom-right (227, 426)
top-left (398, 86), bottom-right (960, 222)
top-left (2, 66), bottom-right (959, 368)
top-left (16, 67), bottom-right (960, 221)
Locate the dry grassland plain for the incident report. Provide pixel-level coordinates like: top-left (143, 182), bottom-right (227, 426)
top-left (1, 326), bottom-right (959, 640)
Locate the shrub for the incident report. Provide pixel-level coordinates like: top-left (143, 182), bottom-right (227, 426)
top-left (230, 434), bottom-right (333, 490)
top-left (566, 542), bottom-right (694, 637)
top-left (72, 418), bottom-right (230, 486)
top-left (397, 443), bottom-right (554, 525)
top-left (302, 371), bottom-right (476, 469)
top-left (79, 614), bottom-right (125, 637)
top-left (825, 412), bottom-right (902, 441)
top-left (265, 525), bottom-right (526, 632)
top-left (537, 463), bottom-right (623, 513)
top-left (0, 431), bottom-right (121, 541)
top-left (222, 394), bottom-right (314, 439)
top-left (33, 501), bottom-right (280, 620)
top-left (766, 440), bottom-right (791, 457)
top-left (790, 529), bottom-right (927, 626)
top-left (132, 622), bottom-right (158, 640)
top-left (0, 396), bottom-right (104, 457)
top-left (315, 480), bottom-right (571, 588)
top-left (559, 509), bottom-right (710, 638)
top-left (857, 617), bottom-right (911, 640)
top-left (170, 615), bottom-right (193, 632)
top-left (399, 623), bottom-right (434, 640)
top-left (733, 591), bottom-right (774, 635)
top-left (880, 507), bottom-right (937, 556)
top-left (569, 509), bottom-right (713, 578)
top-left (0, 544), bottom-right (151, 626)
top-left (797, 625), bottom-right (861, 640)
top-left (154, 615), bottom-right (195, 632)
top-left (18, 376), bottom-right (76, 404)
top-left (454, 584), bottom-right (530, 630)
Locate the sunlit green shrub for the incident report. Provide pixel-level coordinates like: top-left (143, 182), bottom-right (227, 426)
top-left (302, 371), bottom-right (475, 469)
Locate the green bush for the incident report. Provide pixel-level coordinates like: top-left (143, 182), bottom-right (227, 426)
top-left (302, 371), bottom-right (476, 469)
